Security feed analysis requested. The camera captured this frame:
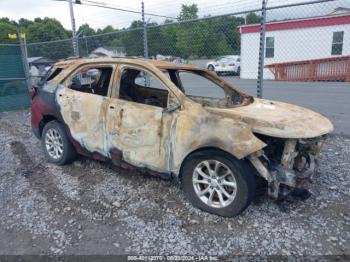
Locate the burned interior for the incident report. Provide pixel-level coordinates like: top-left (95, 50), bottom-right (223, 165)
top-left (30, 57), bottom-right (334, 217)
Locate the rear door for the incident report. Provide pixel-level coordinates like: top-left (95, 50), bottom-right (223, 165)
top-left (56, 64), bottom-right (115, 156)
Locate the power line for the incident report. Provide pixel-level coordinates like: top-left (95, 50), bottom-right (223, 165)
top-left (53, 0), bottom-right (178, 20)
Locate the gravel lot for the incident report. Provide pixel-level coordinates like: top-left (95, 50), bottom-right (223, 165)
top-left (0, 110), bottom-right (349, 257)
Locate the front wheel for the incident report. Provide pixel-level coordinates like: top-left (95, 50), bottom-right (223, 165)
top-left (41, 120), bottom-right (76, 165)
top-left (181, 150), bottom-right (256, 217)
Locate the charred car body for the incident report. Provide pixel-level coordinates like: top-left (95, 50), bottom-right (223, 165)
top-left (30, 58), bottom-right (333, 217)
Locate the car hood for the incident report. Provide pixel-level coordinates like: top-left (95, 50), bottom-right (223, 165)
top-left (207, 98), bottom-right (334, 138)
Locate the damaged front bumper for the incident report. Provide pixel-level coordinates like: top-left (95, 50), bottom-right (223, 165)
top-left (248, 136), bottom-right (326, 199)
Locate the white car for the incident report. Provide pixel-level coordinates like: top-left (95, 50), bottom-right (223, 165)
top-left (206, 55), bottom-right (240, 76)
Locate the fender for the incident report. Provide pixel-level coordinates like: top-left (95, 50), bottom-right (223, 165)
top-left (170, 105), bottom-right (266, 175)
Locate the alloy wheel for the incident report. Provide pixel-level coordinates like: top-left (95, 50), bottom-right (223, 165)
top-left (192, 160), bottom-right (237, 208)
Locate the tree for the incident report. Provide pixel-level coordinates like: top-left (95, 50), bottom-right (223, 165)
top-left (26, 18), bottom-right (71, 59)
top-left (77, 23), bottom-right (95, 36)
top-left (175, 4), bottom-right (201, 58)
top-left (18, 18), bottom-right (34, 28)
top-left (0, 22), bottom-right (18, 44)
top-left (246, 12), bottom-right (261, 24)
top-left (119, 20), bottom-right (144, 56)
top-left (178, 4), bottom-right (198, 21)
top-left (77, 23), bottom-right (96, 56)
top-left (0, 17), bottom-right (16, 25)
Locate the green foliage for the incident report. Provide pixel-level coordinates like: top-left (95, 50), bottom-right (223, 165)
top-left (178, 4), bottom-right (198, 21)
top-left (25, 18), bottom-right (72, 59)
top-left (0, 22), bottom-right (18, 44)
top-left (246, 12), bottom-right (261, 24)
top-left (26, 17), bottom-right (69, 42)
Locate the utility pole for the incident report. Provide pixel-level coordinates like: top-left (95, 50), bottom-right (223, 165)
top-left (68, 0), bottom-right (79, 57)
top-left (256, 0), bottom-right (267, 98)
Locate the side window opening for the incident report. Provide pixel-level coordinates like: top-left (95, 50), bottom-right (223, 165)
top-left (119, 68), bottom-right (169, 108)
top-left (68, 66), bottom-right (112, 96)
top-left (174, 70), bottom-right (244, 107)
top-left (177, 71), bottom-right (226, 98)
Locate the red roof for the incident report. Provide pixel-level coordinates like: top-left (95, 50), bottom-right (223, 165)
top-left (240, 13), bottom-right (350, 34)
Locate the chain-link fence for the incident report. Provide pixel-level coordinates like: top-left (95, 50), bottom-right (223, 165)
top-left (1, 0), bottom-right (349, 111)
top-left (0, 44), bottom-right (29, 111)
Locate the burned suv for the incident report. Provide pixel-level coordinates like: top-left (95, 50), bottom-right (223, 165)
top-left (31, 58), bottom-right (333, 217)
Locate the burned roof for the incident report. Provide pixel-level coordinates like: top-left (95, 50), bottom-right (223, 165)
top-left (54, 57), bottom-right (201, 71)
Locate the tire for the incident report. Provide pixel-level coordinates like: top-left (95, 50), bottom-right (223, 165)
top-left (41, 120), bottom-right (76, 165)
top-left (208, 65), bottom-right (214, 71)
top-left (180, 149), bottom-right (256, 217)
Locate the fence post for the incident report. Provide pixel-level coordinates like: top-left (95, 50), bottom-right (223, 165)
top-left (257, 0), bottom-right (267, 98)
top-left (18, 31), bottom-right (30, 88)
top-left (142, 1), bottom-right (150, 87)
top-left (83, 35), bottom-right (89, 56)
top-left (142, 1), bottom-right (149, 59)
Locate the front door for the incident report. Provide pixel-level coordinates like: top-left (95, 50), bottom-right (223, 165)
top-left (57, 64), bottom-right (115, 156)
top-left (105, 65), bottom-right (178, 172)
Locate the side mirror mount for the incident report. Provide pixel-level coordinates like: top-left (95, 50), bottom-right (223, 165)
top-left (163, 103), bottom-right (180, 113)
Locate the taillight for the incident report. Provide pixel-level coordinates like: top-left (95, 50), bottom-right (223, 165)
top-left (215, 64), bottom-right (219, 66)
top-left (228, 63), bottom-right (235, 66)
top-left (29, 86), bottom-right (37, 99)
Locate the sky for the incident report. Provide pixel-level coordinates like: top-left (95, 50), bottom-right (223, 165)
top-left (0, 0), bottom-right (348, 30)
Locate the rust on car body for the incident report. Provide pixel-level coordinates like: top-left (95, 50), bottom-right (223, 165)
top-left (32, 57), bottom-right (334, 201)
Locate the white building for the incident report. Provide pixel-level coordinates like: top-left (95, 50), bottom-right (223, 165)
top-left (239, 11), bottom-right (350, 79)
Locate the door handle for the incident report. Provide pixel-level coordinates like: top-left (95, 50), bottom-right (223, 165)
top-left (109, 105), bottom-right (115, 109)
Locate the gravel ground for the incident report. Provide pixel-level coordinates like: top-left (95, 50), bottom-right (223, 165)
top-left (0, 110), bottom-right (349, 257)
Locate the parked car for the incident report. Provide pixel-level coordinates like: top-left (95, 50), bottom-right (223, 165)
top-left (30, 58), bottom-right (333, 217)
top-left (156, 54), bottom-right (187, 64)
top-left (206, 55), bottom-right (240, 76)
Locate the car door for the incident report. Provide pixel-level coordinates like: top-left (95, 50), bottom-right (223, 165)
top-left (105, 65), bottom-right (178, 173)
top-left (56, 64), bottom-right (116, 157)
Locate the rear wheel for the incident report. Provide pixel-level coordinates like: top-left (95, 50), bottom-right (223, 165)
top-left (208, 65), bottom-right (214, 71)
top-left (181, 150), bottom-right (256, 217)
top-left (41, 120), bottom-right (76, 165)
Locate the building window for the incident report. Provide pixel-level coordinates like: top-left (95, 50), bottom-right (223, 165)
top-left (265, 37), bottom-right (274, 58)
top-left (331, 31), bottom-right (344, 55)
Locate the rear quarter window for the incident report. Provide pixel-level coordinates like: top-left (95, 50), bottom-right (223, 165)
top-left (47, 68), bottom-right (63, 81)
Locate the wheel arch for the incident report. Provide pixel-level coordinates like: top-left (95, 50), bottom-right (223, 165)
top-left (178, 146), bottom-right (235, 180)
top-left (39, 114), bottom-right (61, 137)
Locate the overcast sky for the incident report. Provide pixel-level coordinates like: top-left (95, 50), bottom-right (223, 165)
top-left (0, 0), bottom-right (348, 30)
